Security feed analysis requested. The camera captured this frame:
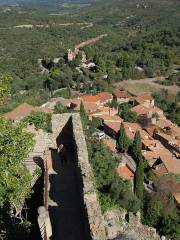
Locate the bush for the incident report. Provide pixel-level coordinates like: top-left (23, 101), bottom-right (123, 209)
top-left (23, 111), bottom-right (52, 132)
top-left (54, 103), bottom-right (69, 114)
top-left (87, 137), bottom-right (140, 213)
top-left (53, 88), bottom-right (71, 99)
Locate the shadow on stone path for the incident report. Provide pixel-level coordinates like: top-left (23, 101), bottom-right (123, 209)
top-left (49, 149), bottom-right (90, 240)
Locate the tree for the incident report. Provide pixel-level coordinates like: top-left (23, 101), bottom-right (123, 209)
top-left (131, 131), bottom-right (144, 200)
top-left (80, 101), bottom-right (88, 129)
top-left (131, 131), bottom-right (142, 161)
top-left (135, 155), bottom-right (144, 200)
top-left (0, 74), bottom-right (12, 103)
top-left (88, 137), bottom-right (140, 213)
top-left (117, 123), bottom-right (130, 153)
top-left (0, 117), bottom-right (34, 210)
top-left (119, 105), bottom-right (138, 122)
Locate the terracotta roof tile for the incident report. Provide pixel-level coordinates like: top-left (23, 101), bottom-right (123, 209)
top-left (81, 95), bottom-right (100, 103)
top-left (160, 154), bottom-right (180, 174)
top-left (123, 122), bottom-right (141, 139)
top-left (131, 105), bottom-right (149, 115)
top-left (103, 138), bottom-right (116, 152)
top-left (152, 163), bottom-right (168, 176)
top-left (173, 192), bottom-right (180, 205)
top-left (103, 121), bottom-right (122, 134)
top-left (116, 164), bottom-right (134, 181)
top-left (112, 90), bottom-right (129, 98)
top-left (94, 114), bottom-right (122, 123)
top-left (97, 92), bottom-right (112, 103)
top-left (4, 103), bottom-right (37, 121)
top-left (139, 95), bottom-right (153, 101)
top-left (143, 126), bottom-right (155, 136)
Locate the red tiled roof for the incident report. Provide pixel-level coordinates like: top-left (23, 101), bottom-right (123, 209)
top-left (81, 95), bottom-right (100, 103)
top-left (112, 89), bottom-right (129, 99)
top-left (142, 150), bottom-right (160, 161)
top-left (131, 105), bottom-right (149, 115)
top-left (104, 121), bottom-right (122, 134)
top-left (160, 154), bottom-right (180, 174)
top-left (123, 122), bottom-right (141, 139)
top-left (94, 114), bottom-right (122, 123)
top-left (139, 129), bottom-right (152, 141)
top-left (157, 132), bottom-right (174, 142)
top-left (142, 139), bottom-right (159, 149)
top-left (97, 92), bottom-right (112, 103)
top-left (134, 95), bottom-right (153, 104)
top-left (103, 138), bottom-right (116, 152)
top-left (152, 163), bottom-right (168, 176)
top-left (4, 103), bottom-right (37, 121)
top-left (139, 95), bottom-right (153, 101)
top-left (116, 164), bottom-right (134, 181)
top-left (83, 101), bottom-right (99, 114)
top-left (173, 192), bottom-right (180, 205)
top-left (143, 126), bottom-right (155, 136)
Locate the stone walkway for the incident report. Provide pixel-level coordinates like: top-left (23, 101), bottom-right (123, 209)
top-left (48, 149), bottom-right (87, 240)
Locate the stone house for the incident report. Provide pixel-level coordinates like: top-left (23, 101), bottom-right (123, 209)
top-left (112, 90), bottom-right (129, 104)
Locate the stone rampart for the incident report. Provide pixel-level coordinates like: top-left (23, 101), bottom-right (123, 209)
top-left (72, 113), bottom-right (106, 240)
top-left (46, 113), bottom-right (106, 240)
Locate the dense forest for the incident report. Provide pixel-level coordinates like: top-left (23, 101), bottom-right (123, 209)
top-left (0, 1), bottom-right (180, 239)
top-left (0, 0), bottom-right (179, 125)
top-left (0, 0), bottom-right (179, 92)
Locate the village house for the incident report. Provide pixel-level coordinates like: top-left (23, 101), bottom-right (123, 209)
top-left (112, 89), bottom-right (129, 104)
top-left (103, 121), bottom-right (122, 139)
top-left (4, 103), bottom-right (38, 122)
top-left (133, 95), bottom-right (154, 108)
top-left (131, 104), bottom-right (164, 126)
top-left (155, 131), bottom-right (180, 155)
top-left (89, 107), bottom-right (118, 120)
top-left (71, 92), bottom-right (112, 114)
top-left (103, 121), bottom-right (146, 140)
top-left (142, 140), bottom-right (180, 176)
top-left (96, 92), bottom-right (113, 105)
top-left (116, 163), bottom-right (135, 185)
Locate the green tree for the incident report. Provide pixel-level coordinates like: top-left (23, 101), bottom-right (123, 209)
top-left (88, 137), bottom-right (140, 213)
top-left (144, 200), bottom-right (163, 226)
top-left (135, 155), bottom-right (144, 200)
top-left (119, 104), bottom-right (138, 122)
top-left (80, 101), bottom-right (88, 129)
top-left (117, 123), bottom-right (130, 153)
top-left (0, 117), bottom-right (34, 209)
top-left (0, 74), bottom-right (12, 103)
top-left (131, 131), bottom-right (142, 161)
top-left (131, 131), bottom-right (144, 200)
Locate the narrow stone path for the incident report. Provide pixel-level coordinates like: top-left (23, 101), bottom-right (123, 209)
top-left (48, 149), bottom-right (87, 240)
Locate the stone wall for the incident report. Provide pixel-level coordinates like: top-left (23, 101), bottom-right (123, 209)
top-left (72, 114), bottom-right (106, 240)
top-left (47, 113), bottom-right (106, 240)
top-left (105, 211), bottom-right (160, 240)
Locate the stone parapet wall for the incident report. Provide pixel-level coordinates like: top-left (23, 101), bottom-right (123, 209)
top-left (49, 113), bottom-right (106, 240)
top-left (72, 114), bottom-right (106, 240)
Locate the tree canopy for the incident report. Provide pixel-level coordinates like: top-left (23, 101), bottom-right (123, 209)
top-left (116, 122), bottom-right (130, 153)
top-left (0, 117), bottom-right (34, 211)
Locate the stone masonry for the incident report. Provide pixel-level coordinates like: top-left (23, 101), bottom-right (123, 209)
top-left (44, 113), bottom-right (106, 240)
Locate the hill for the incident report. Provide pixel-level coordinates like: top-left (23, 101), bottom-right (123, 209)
top-left (0, 0), bottom-right (179, 108)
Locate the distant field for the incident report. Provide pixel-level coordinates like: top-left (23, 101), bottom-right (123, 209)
top-left (115, 77), bottom-right (180, 101)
